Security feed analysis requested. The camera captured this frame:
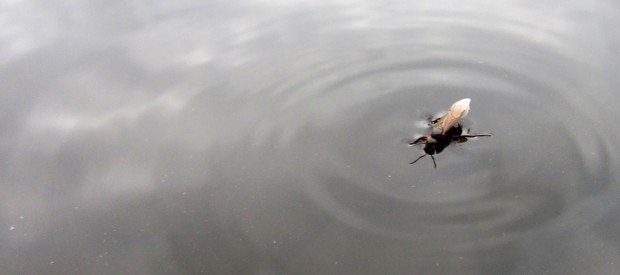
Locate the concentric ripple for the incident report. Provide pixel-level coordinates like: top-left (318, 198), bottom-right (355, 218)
top-left (179, 1), bottom-right (620, 272)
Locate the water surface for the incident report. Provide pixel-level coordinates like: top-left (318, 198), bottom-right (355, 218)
top-left (2, 1), bottom-right (620, 274)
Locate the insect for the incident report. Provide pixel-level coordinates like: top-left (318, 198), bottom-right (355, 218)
top-left (409, 98), bottom-right (491, 168)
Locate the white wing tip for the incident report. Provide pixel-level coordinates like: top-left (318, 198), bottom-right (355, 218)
top-left (455, 98), bottom-right (471, 106)
top-left (452, 98), bottom-right (471, 110)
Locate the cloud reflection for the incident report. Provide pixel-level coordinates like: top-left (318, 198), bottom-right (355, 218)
top-left (1, 0), bottom-right (620, 274)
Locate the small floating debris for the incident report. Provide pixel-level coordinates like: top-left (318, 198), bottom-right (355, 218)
top-left (409, 98), bottom-right (491, 168)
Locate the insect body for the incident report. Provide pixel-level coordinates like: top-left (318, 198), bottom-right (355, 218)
top-left (409, 98), bottom-right (491, 168)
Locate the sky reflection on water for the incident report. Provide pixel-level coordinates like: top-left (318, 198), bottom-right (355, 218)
top-left (1, 0), bottom-right (620, 274)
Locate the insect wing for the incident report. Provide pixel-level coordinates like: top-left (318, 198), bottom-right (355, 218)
top-left (435, 98), bottom-right (470, 134)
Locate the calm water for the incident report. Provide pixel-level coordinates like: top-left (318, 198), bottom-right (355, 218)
top-left (2, 1), bottom-right (620, 274)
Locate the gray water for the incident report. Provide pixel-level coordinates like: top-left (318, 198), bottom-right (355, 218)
top-left (2, 1), bottom-right (620, 274)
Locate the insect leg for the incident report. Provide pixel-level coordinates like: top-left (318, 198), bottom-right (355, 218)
top-left (409, 136), bottom-right (426, 145)
top-left (458, 134), bottom-right (492, 138)
top-left (430, 155), bottom-right (437, 168)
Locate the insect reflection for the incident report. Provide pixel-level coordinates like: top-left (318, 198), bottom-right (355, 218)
top-left (409, 98), bottom-right (491, 168)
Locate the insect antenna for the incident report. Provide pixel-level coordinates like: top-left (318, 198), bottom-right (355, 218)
top-left (410, 154), bottom-right (427, 164)
top-left (410, 154), bottom-right (438, 168)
